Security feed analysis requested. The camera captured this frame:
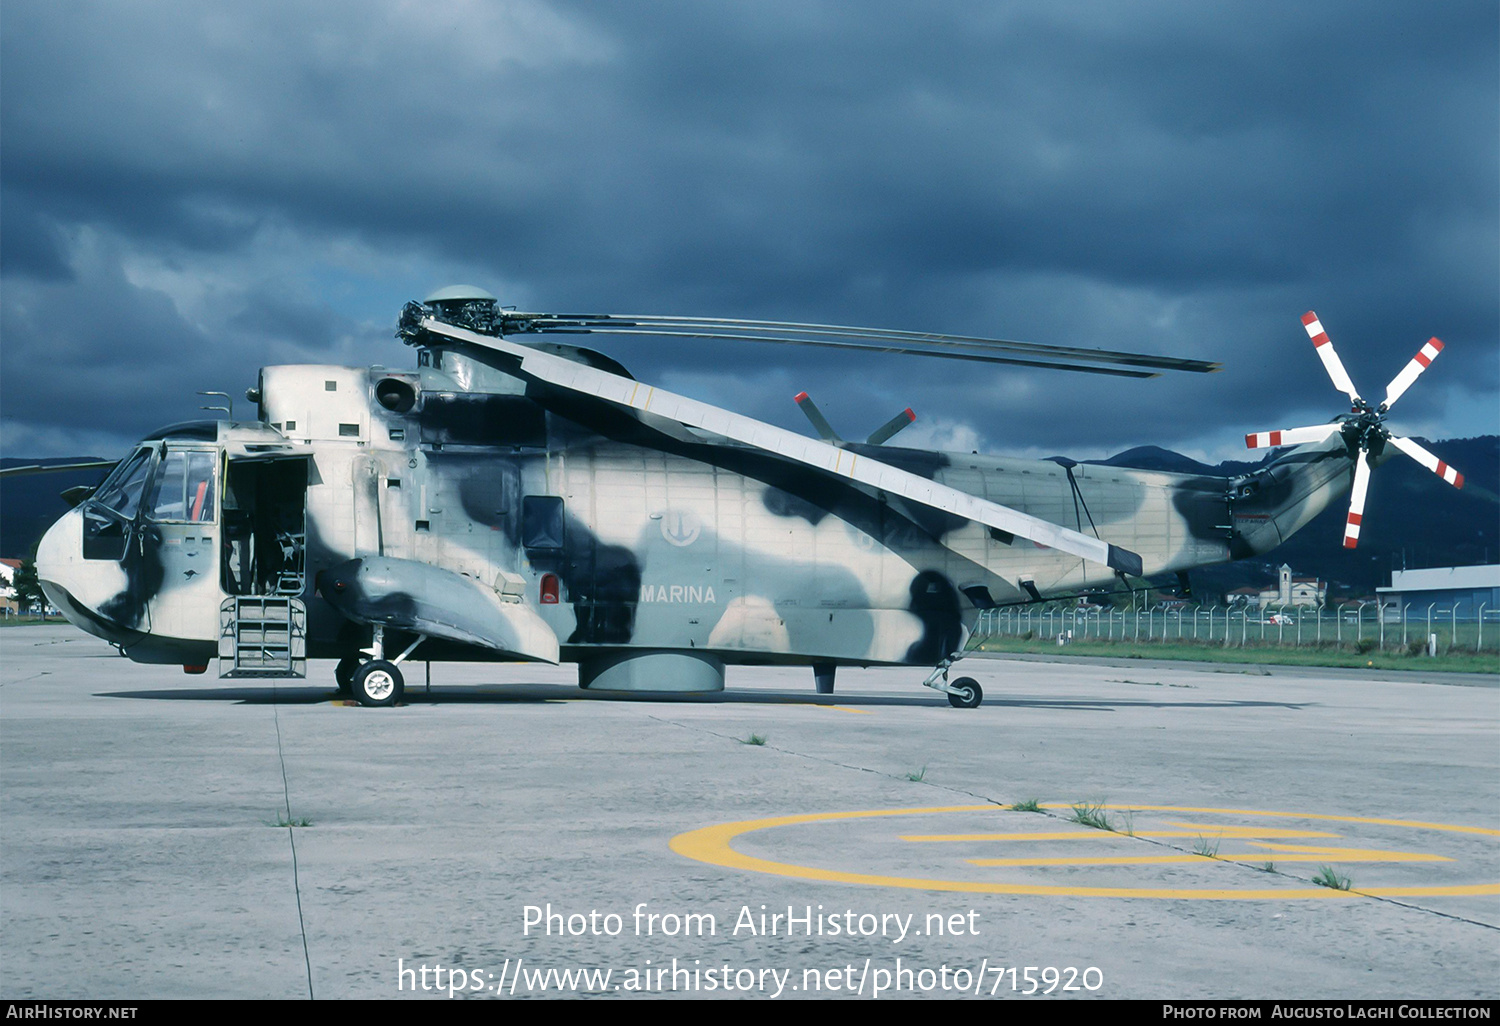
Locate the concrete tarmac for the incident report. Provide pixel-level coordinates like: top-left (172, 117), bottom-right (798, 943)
top-left (2, 625), bottom-right (1496, 1000)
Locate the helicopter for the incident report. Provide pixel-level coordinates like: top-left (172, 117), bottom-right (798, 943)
top-left (23, 289), bottom-right (1465, 708)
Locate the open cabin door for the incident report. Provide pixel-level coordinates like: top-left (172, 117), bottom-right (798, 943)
top-left (217, 455), bottom-right (310, 677)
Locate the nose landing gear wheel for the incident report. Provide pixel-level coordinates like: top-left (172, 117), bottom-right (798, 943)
top-left (353, 659), bottom-right (404, 707)
top-left (947, 676), bottom-right (982, 709)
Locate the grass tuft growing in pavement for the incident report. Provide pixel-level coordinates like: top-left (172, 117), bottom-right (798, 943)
top-left (1312, 865), bottom-right (1351, 890)
top-left (1070, 802), bottom-right (1112, 831)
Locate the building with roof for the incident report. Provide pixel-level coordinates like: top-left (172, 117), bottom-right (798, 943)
top-left (1225, 564), bottom-right (1327, 608)
top-left (1376, 564), bottom-right (1500, 618)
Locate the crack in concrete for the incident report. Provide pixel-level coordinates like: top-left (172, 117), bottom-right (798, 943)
top-left (271, 683), bottom-right (316, 1000)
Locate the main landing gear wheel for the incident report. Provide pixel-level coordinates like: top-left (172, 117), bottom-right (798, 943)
top-left (947, 676), bottom-right (982, 709)
top-left (334, 656), bottom-right (359, 695)
top-left (353, 659), bottom-right (404, 707)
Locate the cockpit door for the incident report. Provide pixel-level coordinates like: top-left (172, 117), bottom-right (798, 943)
top-left (143, 445), bottom-right (223, 641)
top-left (76, 443), bottom-right (162, 633)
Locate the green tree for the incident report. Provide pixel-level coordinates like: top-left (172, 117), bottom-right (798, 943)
top-left (13, 558), bottom-right (45, 615)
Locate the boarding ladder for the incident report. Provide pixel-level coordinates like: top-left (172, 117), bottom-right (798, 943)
top-left (218, 596), bottom-right (307, 678)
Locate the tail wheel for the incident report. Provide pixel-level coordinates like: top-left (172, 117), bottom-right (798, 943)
top-left (947, 676), bottom-right (982, 709)
top-left (353, 659), bottom-right (404, 707)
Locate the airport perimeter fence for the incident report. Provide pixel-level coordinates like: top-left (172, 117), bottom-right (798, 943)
top-left (973, 603), bottom-right (1500, 655)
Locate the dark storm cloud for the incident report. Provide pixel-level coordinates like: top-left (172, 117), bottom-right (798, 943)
top-left (2, 0), bottom-right (1494, 460)
top-left (3, 244), bottom-right (231, 439)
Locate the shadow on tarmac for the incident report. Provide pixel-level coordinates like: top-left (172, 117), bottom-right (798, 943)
top-left (95, 684), bottom-right (1313, 711)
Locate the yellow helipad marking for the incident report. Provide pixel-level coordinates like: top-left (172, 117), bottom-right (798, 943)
top-left (1039, 803), bottom-right (1500, 837)
top-left (1240, 843), bottom-right (1451, 862)
top-left (902, 828), bottom-right (1342, 841)
top-left (669, 804), bottom-right (1499, 899)
top-left (969, 850), bottom-right (1451, 867)
top-left (970, 855), bottom-right (1224, 867)
top-left (1163, 823), bottom-right (1346, 837)
top-left (904, 831), bottom-right (1131, 842)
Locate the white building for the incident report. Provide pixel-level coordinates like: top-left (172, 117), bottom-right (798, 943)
top-left (1227, 564), bottom-right (1327, 608)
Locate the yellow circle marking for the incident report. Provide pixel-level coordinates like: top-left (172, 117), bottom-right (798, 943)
top-left (668, 805), bottom-right (1499, 899)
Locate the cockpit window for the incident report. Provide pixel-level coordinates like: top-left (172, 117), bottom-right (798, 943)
top-left (92, 447), bottom-right (156, 519)
top-left (149, 450), bottom-right (218, 523)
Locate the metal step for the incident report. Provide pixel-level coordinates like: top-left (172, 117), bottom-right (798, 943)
top-left (218, 597), bottom-right (307, 678)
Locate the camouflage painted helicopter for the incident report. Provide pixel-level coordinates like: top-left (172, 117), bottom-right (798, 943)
top-left (26, 289), bottom-right (1464, 707)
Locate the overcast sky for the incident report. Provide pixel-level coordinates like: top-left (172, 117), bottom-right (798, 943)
top-left (3, 1), bottom-right (1496, 465)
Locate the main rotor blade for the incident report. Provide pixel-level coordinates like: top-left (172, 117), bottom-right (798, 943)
top-left (421, 317), bottom-right (1144, 576)
top-left (1343, 450), bottom-right (1372, 549)
top-left (0, 460), bottom-right (117, 479)
top-left (1244, 423), bottom-right (1341, 449)
top-left (1387, 435), bottom-right (1465, 489)
top-left (1382, 338), bottom-right (1443, 410)
top-left (522, 325), bottom-right (1164, 378)
top-left (1301, 311), bottom-right (1362, 404)
top-left (793, 392), bottom-right (841, 443)
top-left (866, 407), bottom-right (917, 446)
top-left (501, 312), bottom-right (1221, 375)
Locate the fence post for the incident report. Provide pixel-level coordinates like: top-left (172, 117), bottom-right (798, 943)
top-left (1479, 603), bottom-right (1487, 653)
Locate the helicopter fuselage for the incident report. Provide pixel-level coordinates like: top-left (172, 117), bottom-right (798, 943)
top-left (34, 340), bottom-right (1359, 695)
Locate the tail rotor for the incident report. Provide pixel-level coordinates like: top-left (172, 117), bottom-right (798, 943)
top-left (1245, 311), bottom-right (1465, 549)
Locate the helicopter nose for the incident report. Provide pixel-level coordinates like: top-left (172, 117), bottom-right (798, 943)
top-left (34, 507), bottom-right (82, 599)
top-left (34, 508), bottom-right (137, 644)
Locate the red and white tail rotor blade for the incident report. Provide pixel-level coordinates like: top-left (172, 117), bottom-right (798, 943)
top-left (1382, 337), bottom-right (1443, 411)
top-left (1342, 450), bottom-right (1373, 549)
top-left (1387, 435), bottom-right (1465, 489)
top-left (1302, 311), bottom-right (1362, 404)
top-left (1244, 423), bottom-right (1341, 449)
